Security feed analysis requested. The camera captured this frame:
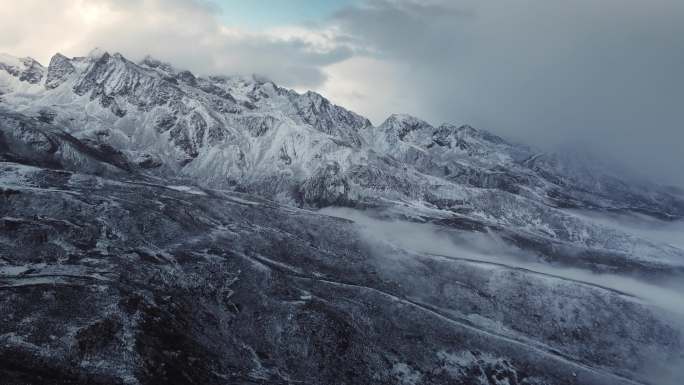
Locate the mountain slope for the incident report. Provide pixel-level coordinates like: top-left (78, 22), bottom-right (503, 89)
top-left (1, 50), bottom-right (684, 385)
top-left (3, 51), bottom-right (683, 276)
top-left (1, 50), bottom-right (680, 212)
top-left (1, 162), bottom-right (681, 385)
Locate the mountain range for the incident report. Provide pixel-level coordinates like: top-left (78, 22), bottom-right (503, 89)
top-left (1, 50), bottom-right (683, 385)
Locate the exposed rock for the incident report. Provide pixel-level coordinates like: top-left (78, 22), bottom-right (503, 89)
top-left (299, 161), bottom-right (349, 206)
top-left (45, 53), bottom-right (75, 89)
top-left (0, 55), bottom-right (45, 85)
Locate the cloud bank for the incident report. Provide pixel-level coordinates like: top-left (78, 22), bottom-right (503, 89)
top-left (320, 207), bottom-right (684, 318)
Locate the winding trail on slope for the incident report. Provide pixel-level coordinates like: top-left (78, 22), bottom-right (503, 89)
top-left (238, 251), bottom-right (647, 385)
top-left (423, 251), bottom-right (638, 298)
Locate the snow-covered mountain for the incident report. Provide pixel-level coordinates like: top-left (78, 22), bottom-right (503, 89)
top-left (2, 50), bottom-right (684, 385)
top-left (1, 50), bottom-right (678, 208)
top-left (2, 50), bottom-right (683, 272)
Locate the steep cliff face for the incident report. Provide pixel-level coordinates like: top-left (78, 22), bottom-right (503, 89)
top-left (1, 50), bottom-right (684, 385)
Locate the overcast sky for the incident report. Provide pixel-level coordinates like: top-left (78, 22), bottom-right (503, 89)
top-left (1, 0), bottom-right (683, 185)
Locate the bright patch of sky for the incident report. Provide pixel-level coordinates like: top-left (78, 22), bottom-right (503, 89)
top-left (216, 0), bottom-right (358, 29)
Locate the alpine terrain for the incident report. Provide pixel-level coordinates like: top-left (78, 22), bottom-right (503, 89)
top-left (1, 50), bottom-right (683, 385)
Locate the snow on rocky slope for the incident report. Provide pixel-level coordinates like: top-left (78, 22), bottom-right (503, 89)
top-left (1, 50), bottom-right (684, 384)
top-left (1, 50), bottom-right (682, 274)
top-left (1, 162), bottom-right (682, 385)
top-left (1, 49), bottom-right (680, 213)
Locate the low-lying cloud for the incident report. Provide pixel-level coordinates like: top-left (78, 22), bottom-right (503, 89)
top-left (322, 207), bottom-right (684, 384)
top-left (320, 207), bottom-right (684, 318)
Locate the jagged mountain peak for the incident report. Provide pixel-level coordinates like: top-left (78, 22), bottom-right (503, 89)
top-left (0, 53), bottom-right (45, 85)
top-left (0, 53), bottom-right (41, 67)
top-left (435, 122), bottom-right (508, 145)
top-left (302, 89), bottom-right (327, 101)
top-left (440, 122), bottom-right (476, 133)
top-left (86, 47), bottom-right (109, 60)
top-left (139, 55), bottom-right (180, 76)
top-left (380, 113), bottom-right (433, 132)
top-left (45, 52), bottom-right (76, 89)
top-left (51, 52), bottom-right (70, 60)
top-left (251, 73), bottom-right (274, 85)
top-left (288, 89), bottom-right (372, 145)
top-left (382, 113), bottom-right (432, 126)
top-left (376, 113), bottom-right (434, 146)
top-left (47, 52), bottom-right (72, 65)
top-left (1, 48), bottom-right (682, 220)
top-left (0, 52), bottom-right (25, 67)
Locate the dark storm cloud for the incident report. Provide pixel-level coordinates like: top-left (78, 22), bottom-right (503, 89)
top-left (329, 0), bottom-right (684, 186)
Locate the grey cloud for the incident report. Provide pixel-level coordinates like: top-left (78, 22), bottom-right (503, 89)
top-left (331, 0), bottom-right (472, 59)
top-left (0, 0), bottom-right (352, 88)
top-left (85, 0), bottom-right (353, 88)
top-left (327, 0), bottom-right (684, 186)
